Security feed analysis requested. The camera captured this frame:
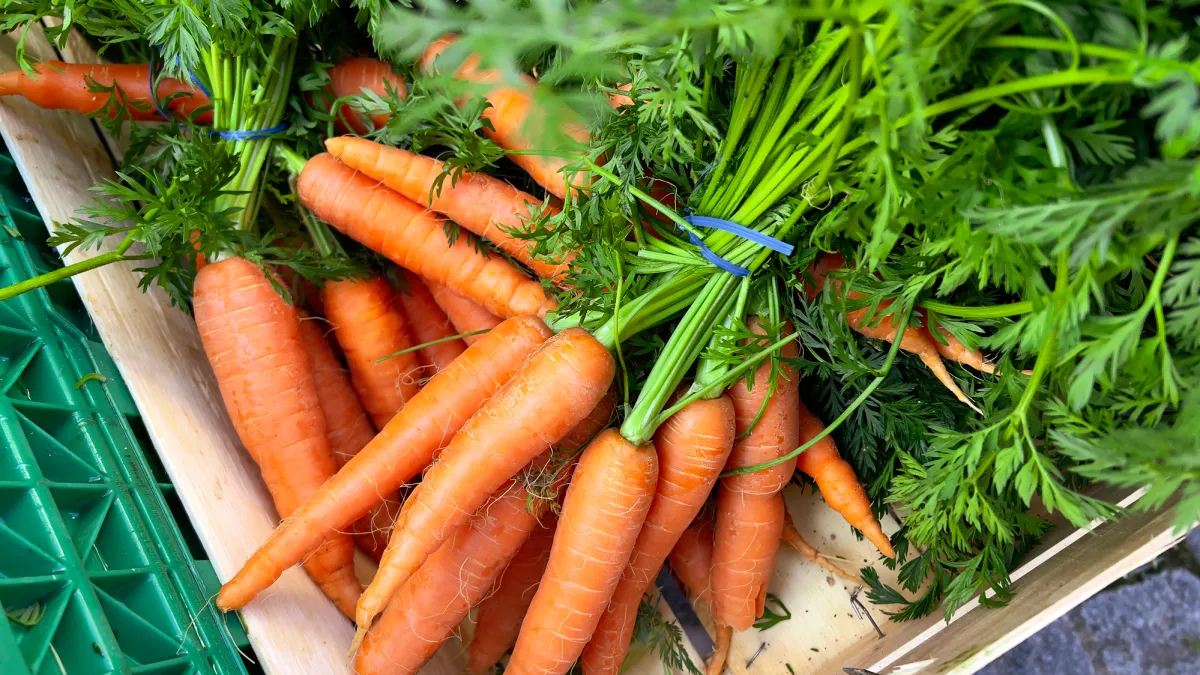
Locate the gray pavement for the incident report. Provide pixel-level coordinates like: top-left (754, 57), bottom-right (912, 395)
top-left (983, 528), bottom-right (1200, 675)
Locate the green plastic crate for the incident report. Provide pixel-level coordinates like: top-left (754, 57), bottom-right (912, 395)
top-left (0, 141), bottom-right (251, 675)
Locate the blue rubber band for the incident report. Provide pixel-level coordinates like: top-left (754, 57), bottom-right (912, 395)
top-left (209, 123), bottom-right (289, 141)
top-left (687, 232), bottom-right (750, 277)
top-left (169, 51), bottom-right (211, 97)
top-left (685, 215), bottom-right (794, 255)
top-left (147, 51), bottom-right (172, 122)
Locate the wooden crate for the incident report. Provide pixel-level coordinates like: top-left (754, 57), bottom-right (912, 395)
top-left (0, 24), bottom-right (1188, 675)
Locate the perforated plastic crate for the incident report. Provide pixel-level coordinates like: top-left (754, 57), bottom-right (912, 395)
top-left (0, 141), bottom-right (250, 675)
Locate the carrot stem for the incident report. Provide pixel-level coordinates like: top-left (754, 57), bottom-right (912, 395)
top-left (919, 299), bottom-right (1034, 318)
top-left (0, 232), bottom-right (145, 302)
top-left (375, 329), bottom-right (490, 362)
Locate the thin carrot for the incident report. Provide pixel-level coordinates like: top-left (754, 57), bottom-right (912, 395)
top-left (581, 390), bottom-right (736, 675)
top-left (325, 137), bottom-right (574, 282)
top-left (668, 519), bottom-right (713, 604)
top-left (296, 315), bottom-right (401, 560)
top-left (298, 153), bottom-right (557, 319)
top-left (0, 61), bottom-right (211, 122)
top-left (923, 322), bottom-right (997, 374)
top-left (795, 401), bottom-right (895, 558)
top-left (780, 508), bottom-right (863, 585)
top-left (355, 484), bottom-right (544, 675)
top-left (194, 257), bottom-right (359, 618)
top-left (420, 35), bottom-right (591, 200)
top-left (708, 319), bottom-right (800, 673)
top-left (507, 429), bottom-right (659, 675)
top-left (216, 315), bottom-right (553, 612)
top-left (355, 327), bottom-right (615, 639)
top-left (319, 57), bottom-right (406, 134)
top-left (392, 269), bottom-right (467, 373)
top-left (322, 275), bottom-right (422, 428)
top-left (427, 278), bottom-right (502, 345)
top-left (803, 253), bottom-right (983, 412)
top-left (467, 518), bottom-right (557, 675)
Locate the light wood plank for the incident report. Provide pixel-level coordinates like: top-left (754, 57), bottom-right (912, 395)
top-left (0, 26), bottom-right (459, 675)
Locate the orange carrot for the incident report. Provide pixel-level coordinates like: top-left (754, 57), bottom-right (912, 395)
top-left (708, 319), bottom-right (801, 673)
top-left (507, 429), bottom-right (658, 675)
top-left (322, 276), bottom-right (422, 428)
top-left (217, 315), bottom-right (553, 612)
top-left (392, 269), bottom-right (467, 373)
top-left (194, 257), bottom-right (360, 618)
top-left (468, 518), bottom-right (558, 675)
top-left (581, 391), bottom-right (736, 675)
top-left (803, 253), bottom-right (983, 411)
top-left (668, 519), bottom-right (713, 603)
top-left (427, 278), bottom-right (502, 345)
top-left (923, 322), bottom-right (997, 373)
top-left (321, 57), bottom-right (406, 134)
top-left (420, 35), bottom-right (591, 200)
top-left (296, 314), bottom-right (401, 559)
top-left (325, 137), bottom-right (574, 282)
top-left (1, 61), bottom-right (211, 122)
top-left (355, 327), bottom-right (615, 639)
top-left (795, 401), bottom-right (894, 558)
top-left (298, 153), bottom-right (557, 319)
top-left (355, 484), bottom-right (544, 675)
top-left (780, 508), bottom-right (863, 585)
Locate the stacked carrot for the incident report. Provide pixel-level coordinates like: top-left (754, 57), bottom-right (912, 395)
top-left (4, 39), bottom-right (933, 675)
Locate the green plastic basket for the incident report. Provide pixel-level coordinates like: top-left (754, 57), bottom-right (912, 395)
top-left (0, 141), bottom-right (251, 675)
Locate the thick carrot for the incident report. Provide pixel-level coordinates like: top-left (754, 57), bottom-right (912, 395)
top-left (668, 519), bottom-right (713, 603)
top-left (712, 320), bottom-right (800, 631)
top-left (194, 257), bottom-right (359, 618)
top-left (0, 61), bottom-right (211, 122)
top-left (507, 429), bottom-right (658, 675)
top-left (325, 137), bottom-right (574, 282)
top-left (298, 153), bottom-right (557, 319)
top-left (468, 518), bottom-right (557, 675)
top-left (581, 391), bottom-right (736, 675)
top-left (355, 327), bottom-right (616, 638)
top-left (320, 57), bottom-right (406, 134)
top-left (795, 401), bottom-right (894, 558)
top-left (322, 276), bottom-right (422, 428)
top-left (392, 269), bottom-right (467, 373)
top-left (780, 508), bottom-right (863, 585)
top-left (355, 485), bottom-right (543, 675)
top-left (803, 254), bottom-right (983, 411)
top-left (427, 278), bottom-right (502, 345)
top-left (420, 35), bottom-right (591, 200)
top-left (296, 315), bottom-right (401, 559)
top-left (216, 315), bottom-right (552, 612)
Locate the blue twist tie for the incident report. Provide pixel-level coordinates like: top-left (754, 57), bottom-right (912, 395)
top-left (684, 215), bottom-right (794, 256)
top-left (210, 123), bottom-right (289, 141)
top-left (687, 232), bottom-right (750, 277)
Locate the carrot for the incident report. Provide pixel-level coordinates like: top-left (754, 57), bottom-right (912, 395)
top-left (707, 318), bottom-right (800, 673)
top-left (0, 60), bottom-right (211, 122)
top-left (216, 315), bottom-right (553, 612)
top-left (468, 518), bottom-right (558, 675)
top-left (780, 508), bottom-right (863, 585)
top-left (298, 153), bottom-right (557, 319)
top-left (355, 327), bottom-right (615, 639)
top-left (427, 278), bottom-right (502, 345)
top-left (318, 57), bottom-right (406, 134)
top-left (322, 275), bottom-right (422, 428)
top-left (668, 519), bottom-right (713, 603)
top-left (355, 484), bottom-right (544, 675)
top-left (392, 269), bottom-right (467, 373)
top-left (194, 257), bottom-right (359, 618)
top-left (296, 314), bottom-right (400, 559)
top-left (325, 137), bottom-right (574, 282)
top-left (803, 254), bottom-right (983, 412)
top-left (795, 401), bottom-right (894, 558)
top-left (507, 429), bottom-right (659, 675)
top-left (581, 391), bottom-right (736, 675)
top-left (923, 322), bottom-right (997, 374)
top-left (420, 35), bottom-right (591, 200)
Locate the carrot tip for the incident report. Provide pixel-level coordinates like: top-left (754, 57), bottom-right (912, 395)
top-left (707, 625), bottom-right (733, 675)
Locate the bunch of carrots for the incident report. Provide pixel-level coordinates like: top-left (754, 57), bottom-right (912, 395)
top-left (0, 9), bottom-right (1054, 675)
